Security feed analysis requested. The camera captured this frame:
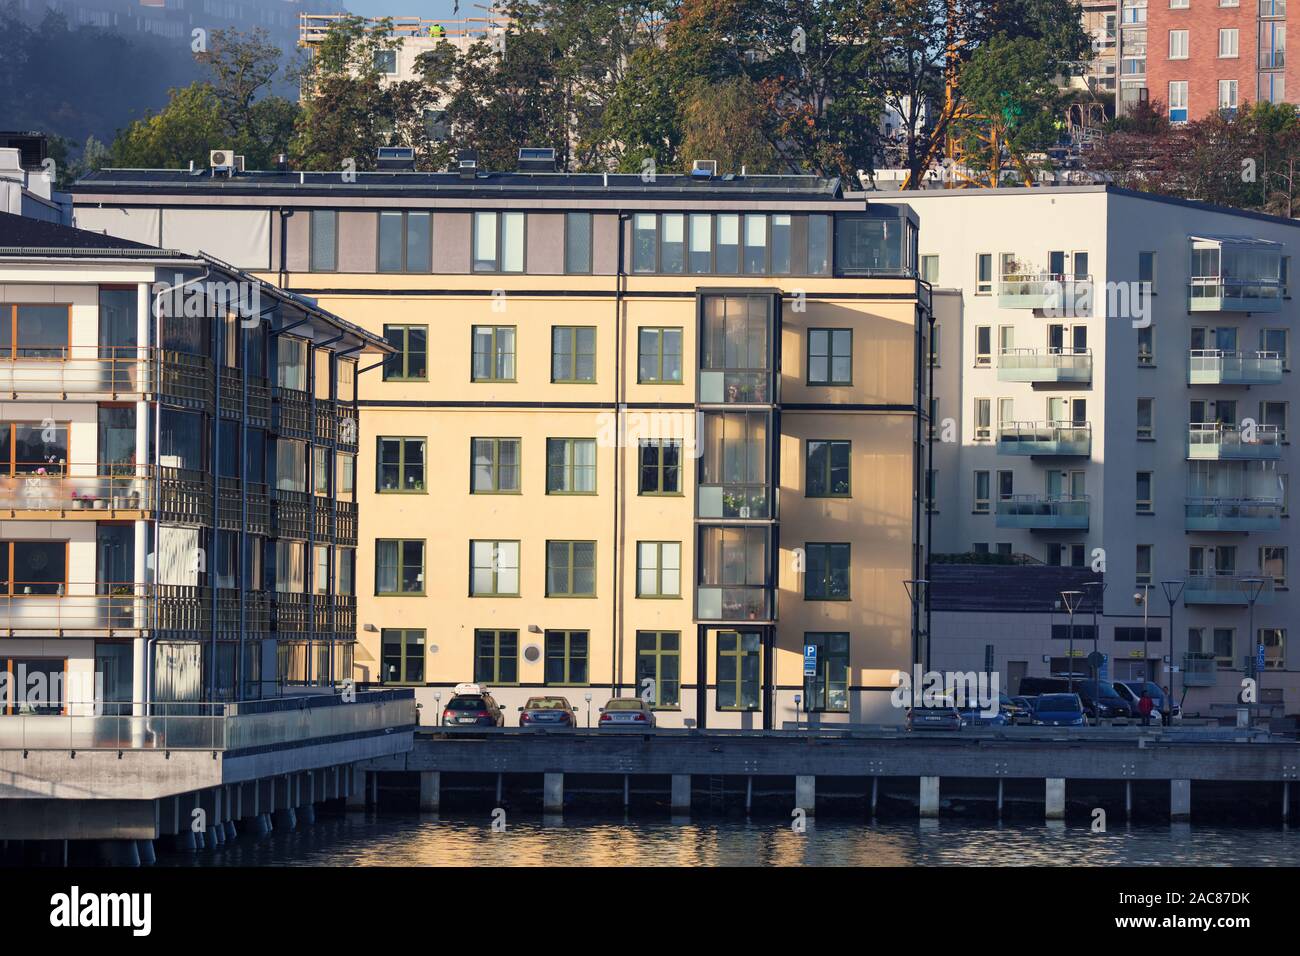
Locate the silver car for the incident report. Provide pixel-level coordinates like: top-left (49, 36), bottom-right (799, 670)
top-left (597, 697), bottom-right (656, 729)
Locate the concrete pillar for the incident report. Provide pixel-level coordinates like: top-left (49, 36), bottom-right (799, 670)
top-left (136, 840), bottom-right (156, 865)
top-left (346, 770), bottom-right (366, 809)
top-left (997, 779), bottom-right (1004, 819)
top-left (1170, 779), bottom-right (1191, 822)
top-left (1125, 780), bottom-right (1132, 819)
top-left (299, 803), bottom-right (316, 825)
top-left (920, 776), bottom-right (940, 818)
top-left (257, 812), bottom-right (273, 836)
top-left (172, 831), bottom-right (196, 852)
top-left (496, 773), bottom-right (503, 804)
top-left (746, 775), bottom-right (754, 814)
top-left (223, 820), bottom-right (237, 841)
top-left (795, 775), bottom-right (816, 815)
top-left (623, 774), bottom-right (630, 809)
top-left (418, 771), bottom-right (440, 812)
top-left (97, 840), bottom-right (140, 866)
top-left (273, 806), bottom-right (297, 831)
top-left (543, 772), bottom-right (565, 813)
top-left (670, 774), bottom-right (691, 813)
top-left (870, 776), bottom-right (878, 817)
top-left (1045, 778), bottom-right (1066, 821)
top-left (1284, 781), bottom-right (1291, 823)
top-left (130, 634), bottom-right (147, 748)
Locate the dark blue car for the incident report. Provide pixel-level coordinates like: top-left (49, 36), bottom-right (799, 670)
top-left (1032, 693), bottom-right (1087, 727)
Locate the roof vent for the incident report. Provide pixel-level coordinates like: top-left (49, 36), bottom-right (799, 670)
top-left (275, 153), bottom-right (290, 171)
top-left (517, 146), bottom-right (556, 172)
top-left (377, 146), bottom-right (416, 171)
top-left (457, 148), bottom-right (479, 179)
top-left (691, 159), bottom-right (718, 180)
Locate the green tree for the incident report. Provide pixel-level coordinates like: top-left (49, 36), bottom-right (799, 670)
top-left (109, 83), bottom-right (226, 169)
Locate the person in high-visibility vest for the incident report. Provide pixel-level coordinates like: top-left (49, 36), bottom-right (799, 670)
top-left (429, 23), bottom-right (445, 38)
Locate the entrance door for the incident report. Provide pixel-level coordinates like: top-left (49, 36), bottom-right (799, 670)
top-left (1007, 660), bottom-right (1028, 695)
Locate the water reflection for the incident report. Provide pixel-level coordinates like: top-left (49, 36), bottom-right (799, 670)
top-left (158, 813), bottom-right (1300, 867)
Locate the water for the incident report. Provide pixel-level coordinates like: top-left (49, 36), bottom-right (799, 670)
top-left (160, 813), bottom-right (1300, 867)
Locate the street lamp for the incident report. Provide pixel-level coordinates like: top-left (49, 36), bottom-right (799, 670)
top-left (1133, 585), bottom-right (1154, 692)
top-left (584, 692), bottom-right (593, 729)
top-left (1081, 580), bottom-right (1107, 683)
top-left (1241, 576), bottom-right (1266, 695)
top-left (903, 579), bottom-right (929, 675)
top-left (434, 691), bottom-right (442, 727)
top-left (1161, 579), bottom-right (1186, 726)
top-left (1060, 590), bottom-right (1084, 694)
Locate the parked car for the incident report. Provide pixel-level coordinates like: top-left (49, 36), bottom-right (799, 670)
top-left (1074, 679), bottom-right (1133, 721)
top-left (518, 696), bottom-right (578, 728)
top-left (597, 697), bottom-right (656, 728)
top-left (1032, 693), bottom-right (1088, 727)
top-left (1017, 676), bottom-right (1073, 698)
top-left (959, 705), bottom-right (1008, 727)
top-left (441, 683), bottom-right (505, 727)
top-left (906, 702), bottom-right (964, 731)
top-left (1114, 681), bottom-right (1182, 721)
top-left (1000, 693), bottom-right (1034, 725)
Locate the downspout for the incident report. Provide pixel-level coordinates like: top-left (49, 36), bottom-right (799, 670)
top-left (925, 300), bottom-right (936, 673)
top-left (612, 212), bottom-right (627, 696)
top-left (209, 293), bottom-right (221, 702)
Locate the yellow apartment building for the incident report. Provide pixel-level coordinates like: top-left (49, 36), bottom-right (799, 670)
top-left (71, 158), bottom-right (932, 728)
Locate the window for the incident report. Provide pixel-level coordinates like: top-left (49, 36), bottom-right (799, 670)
top-left (636, 632), bottom-right (680, 707)
top-left (743, 214), bottom-right (768, 273)
top-left (1169, 81), bottom-right (1189, 122)
top-left (771, 214), bottom-right (792, 274)
top-left (638, 327), bottom-right (683, 383)
top-left (997, 470), bottom-right (1014, 501)
top-left (470, 540), bottom-right (520, 596)
top-left (1261, 545), bottom-right (1287, 588)
top-left (1213, 628), bottom-right (1236, 669)
top-left (337, 453), bottom-right (355, 497)
top-left (805, 542), bottom-right (850, 600)
top-left (1169, 29), bottom-right (1188, 58)
top-left (1137, 398), bottom-right (1154, 439)
top-left (0, 422), bottom-right (68, 475)
top-left (564, 212), bottom-right (592, 274)
top-left (808, 329), bottom-right (852, 385)
top-left (1170, 0), bottom-right (1188, 6)
top-left (273, 540), bottom-right (305, 592)
top-left (2, 304), bottom-right (69, 359)
top-left (0, 540), bottom-right (67, 595)
top-left (1137, 471), bottom-right (1153, 513)
top-left (276, 337), bottom-right (308, 392)
top-left (632, 213), bottom-right (657, 273)
top-left (974, 470), bottom-right (991, 513)
top-left (377, 437), bottom-right (425, 493)
top-left (1219, 79), bottom-right (1239, 111)
top-left (546, 438), bottom-right (596, 493)
top-left (1262, 328), bottom-right (1288, 369)
top-left (921, 254), bottom-right (939, 283)
top-left (378, 211), bottom-right (431, 273)
top-left (1261, 400), bottom-right (1288, 441)
top-left (544, 630), bottom-right (589, 684)
top-left (546, 540), bottom-right (596, 596)
top-left (929, 324), bottom-right (941, 367)
top-left (471, 438), bottom-right (520, 493)
top-left (475, 629), bottom-right (519, 683)
top-left (1220, 28), bottom-right (1239, 57)
top-left (312, 545), bottom-right (330, 594)
top-left (473, 211), bottom-right (525, 272)
top-left (1261, 627), bottom-right (1285, 669)
top-left (976, 254), bottom-right (993, 294)
top-left (803, 632), bottom-right (849, 712)
top-left (974, 398), bottom-right (992, 441)
top-left (381, 629), bottom-right (424, 683)
top-left (975, 326), bottom-right (991, 366)
top-left (717, 631), bottom-right (760, 710)
top-left (1138, 251), bottom-right (1156, 289)
top-left (639, 440), bottom-right (681, 495)
top-left (375, 539), bottom-right (424, 594)
top-left (661, 213), bottom-right (686, 273)
top-left (716, 214), bottom-right (740, 273)
top-left (374, 49), bottom-right (397, 74)
top-left (1136, 544), bottom-right (1152, 585)
top-left (1138, 325), bottom-right (1154, 365)
top-left (807, 440), bottom-right (851, 497)
top-left (926, 468), bottom-right (938, 513)
top-left (471, 326), bottom-right (516, 382)
top-left (551, 326), bottom-right (596, 383)
top-left (689, 213), bottom-right (713, 273)
top-left (382, 324), bottom-right (428, 381)
top-left (1261, 0), bottom-right (1286, 15)
top-left (808, 215), bottom-right (830, 275)
top-left (275, 438), bottom-right (307, 492)
top-left (310, 210), bottom-right (336, 272)
top-left (312, 446), bottom-right (331, 496)
top-left (637, 541), bottom-right (681, 597)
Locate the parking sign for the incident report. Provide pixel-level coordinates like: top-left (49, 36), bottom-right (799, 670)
top-left (803, 644), bottom-right (818, 677)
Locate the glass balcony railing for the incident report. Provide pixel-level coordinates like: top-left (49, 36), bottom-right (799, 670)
top-left (697, 483), bottom-right (771, 520)
top-left (696, 584), bottom-right (772, 623)
top-left (1182, 653), bottom-right (1218, 687)
top-left (1183, 571), bottom-right (1275, 605)
top-left (1185, 497), bottom-right (1282, 532)
top-left (995, 494), bottom-right (1090, 530)
top-left (998, 421), bottom-right (1092, 456)
top-left (997, 348), bottom-right (1092, 383)
top-left (1188, 423), bottom-right (1281, 460)
top-left (1189, 276), bottom-right (1283, 312)
top-left (1188, 349), bottom-right (1283, 385)
top-left (997, 274), bottom-right (1094, 313)
top-left (698, 370), bottom-right (774, 405)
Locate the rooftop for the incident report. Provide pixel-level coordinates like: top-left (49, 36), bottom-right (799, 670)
top-left (0, 210), bottom-right (166, 253)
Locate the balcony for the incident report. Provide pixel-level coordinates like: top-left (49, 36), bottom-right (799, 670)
top-left (1188, 349), bottom-right (1283, 385)
top-left (1185, 496), bottom-right (1282, 532)
top-left (997, 421), bottom-right (1091, 457)
top-left (273, 489), bottom-right (311, 539)
top-left (696, 585), bottom-right (772, 623)
top-left (315, 398), bottom-right (337, 444)
top-left (219, 369), bottom-right (272, 426)
top-left (337, 411), bottom-right (359, 452)
top-left (997, 348), bottom-right (1092, 384)
top-left (273, 386), bottom-right (312, 438)
top-left (0, 466), bottom-right (211, 524)
top-left (219, 478), bottom-right (270, 535)
top-left (0, 584), bottom-right (211, 636)
top-left (272, 591), bottom-right (311, 634)
top-left (995, 494), bottom-right (1090, 530)
top-left (0, 347), bottom-right (212, 406)
top-left (336, 500), bottom-right (358, 547)
top-left (1182, 653), bottom-right (1217, 687)
top-left (1188, 423), bottom-right (1281, 460)
top-left (997, 274), bottom-right (1093, 314)
top-left (697, 484), bottom-right (772, 520)
top-left (1188, 235), bottom-right (1284, 312)
top-left (1183, 571), bottom-right (1275, 606)
top-left (698, 370), bottom-right (775, 405)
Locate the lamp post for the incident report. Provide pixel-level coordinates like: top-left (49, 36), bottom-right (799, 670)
top-left (584, 692), bottom-right (593, 729)
top-left (903, 579), bottom-right (929, 677)
top-left (1133, 584), bottom-right (1155, 683)
top-left (1161, 579), bottom-right (1185, 726)
top-left (1060, 590), bottom-right (1084, 695)
top-left (1082, 580), bottom-right (1107, 683)
top-left (1242, 576), bottom-right (1265, 694)
top-left (434, 691), bottom-right (442, 727)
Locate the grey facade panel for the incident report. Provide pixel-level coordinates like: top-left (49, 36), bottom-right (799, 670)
top-left (338, 211), bottom-right (377, 273)
top-left (433, 212), bottom-right (471, 273)
top-left (592, 214), bottom-right (620, 276)
top-left (285, 210), bottom-right (310, 273)
top-left (527, 213), bottom-right (564, 275)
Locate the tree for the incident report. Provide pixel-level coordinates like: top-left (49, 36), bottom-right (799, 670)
top-left (680, 76), bottom-right (782, 173)
top-left (109, 83), bottom-right (227, 170)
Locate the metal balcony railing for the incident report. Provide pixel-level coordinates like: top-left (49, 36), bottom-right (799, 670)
top-left (1188, 349), bottom-right (1283, 384)
top-left (218, 478), bottom-right (270, 534)
top-left (273, 386), bottom-right (312, 437)
top-left (272, 590), bottom-right (311, 633)
top-left (1182, 653), bottom-right (1217, 687)
top-left (0, 346), bottom-right (213, 405)
top-left (335, 500), bottom-right (358, 546)
top-left (315, 398), bottom-right (337, 443)
top-left (698, 370), bottom-right (775, 405)
top-left (1188, 422), bottom-right (1282, 459)
top-left (1189, 275), bottom-right (1283, 311)
top-left (0, 583), bottom-right (213, 635)
top-left (273, 488), bottom-right (311, 539)
top-left (1184, 496), bottom-right (1282, 531)
top-left (0, 465), bottom-right (211, 523)
top-left (995, 494), bottom-right (1090, 529)
top-left (997, 420), bottom-right (1092, 456)
top-left (1183, 571), bottom-right (1275, 605)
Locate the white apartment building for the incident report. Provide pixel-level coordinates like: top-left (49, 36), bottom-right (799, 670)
top-left (873, 185), bottom-right (1300, 716)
